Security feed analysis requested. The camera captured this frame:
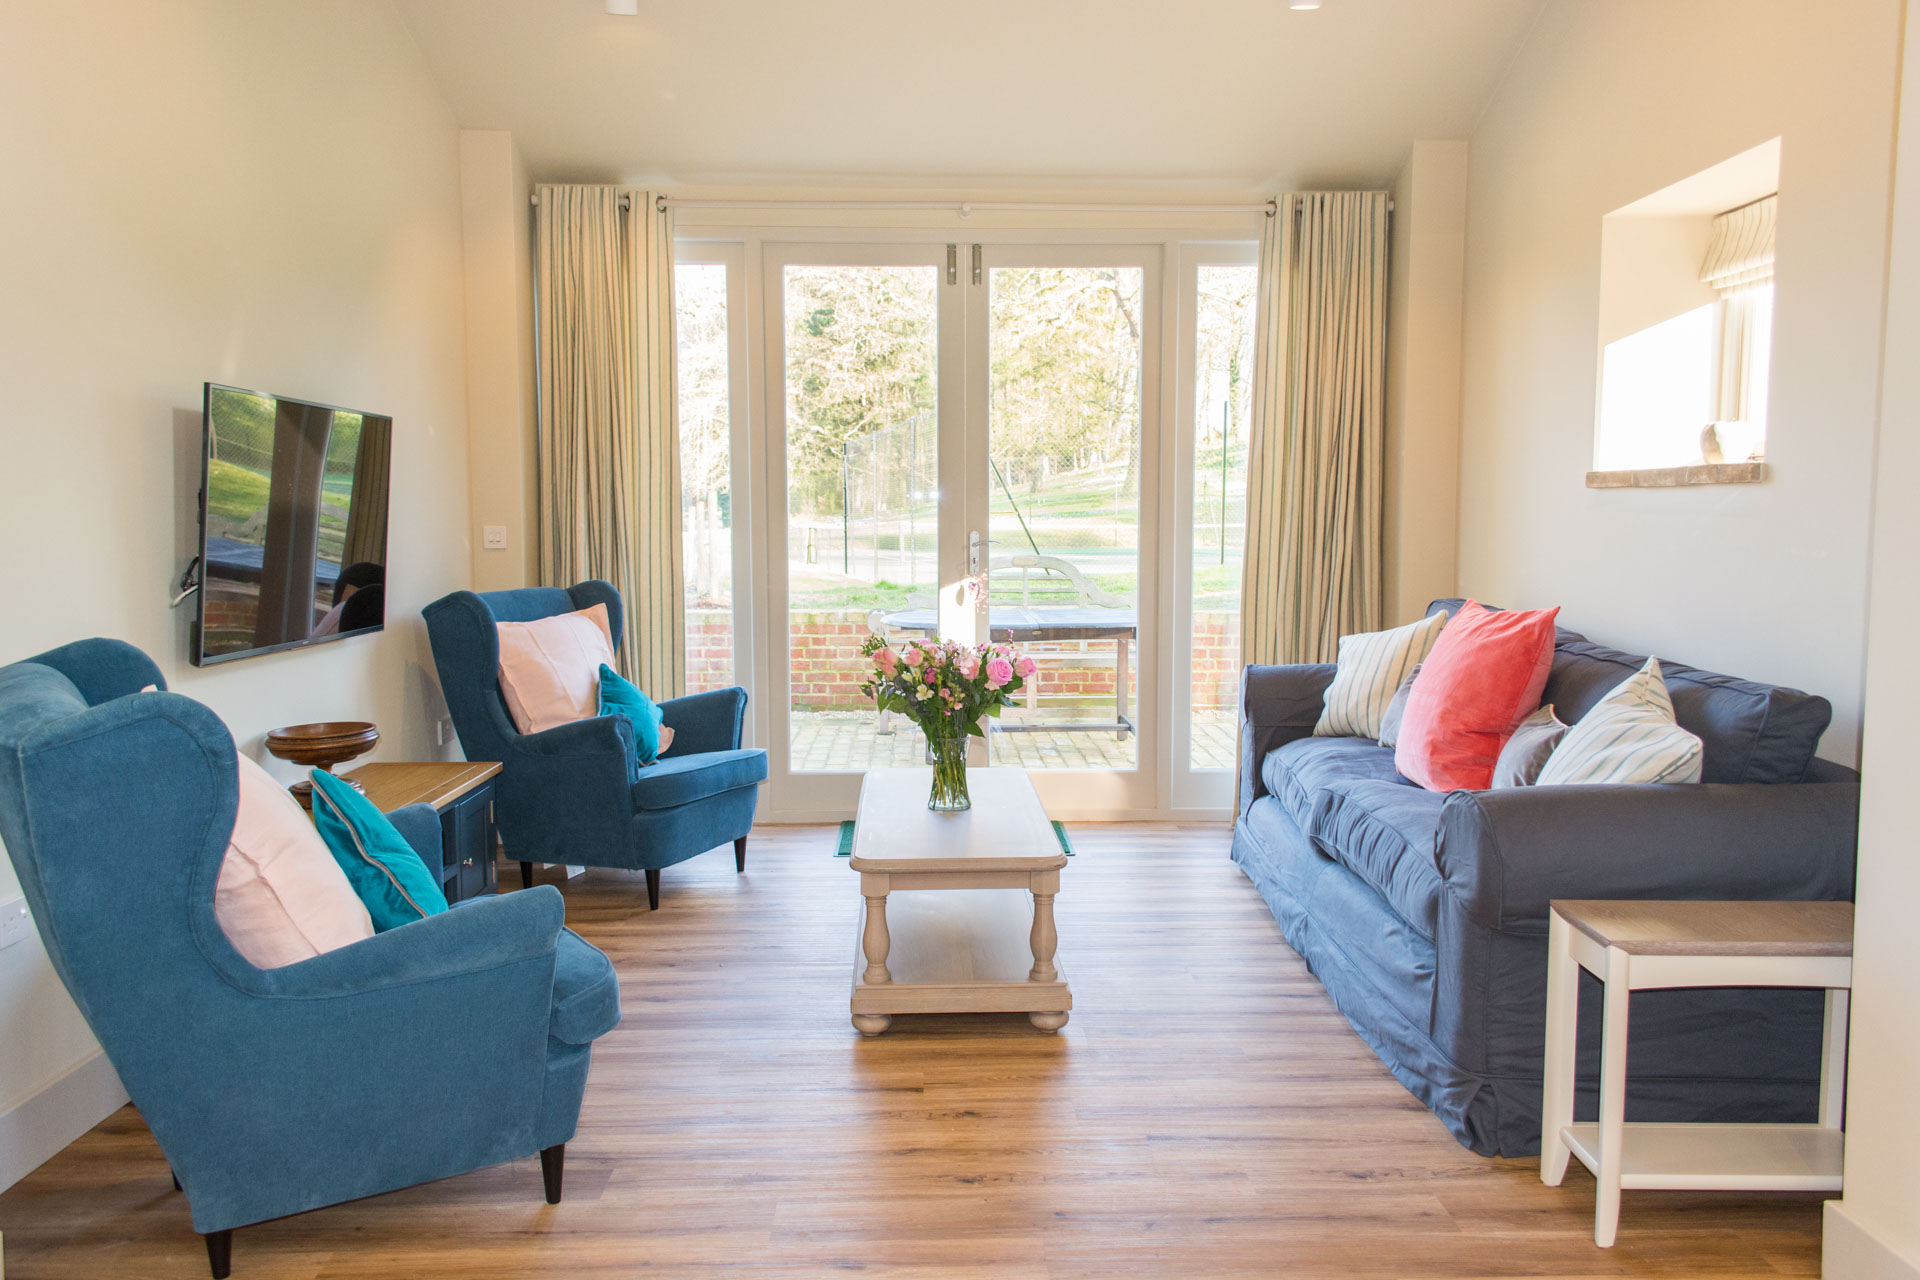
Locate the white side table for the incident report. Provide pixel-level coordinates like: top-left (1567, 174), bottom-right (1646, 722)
top-left (1540, 899), bottom-right (1853, 1247)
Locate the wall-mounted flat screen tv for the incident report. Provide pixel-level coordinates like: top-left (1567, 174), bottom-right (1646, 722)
top-left (193, 383), bottom-right (392, 666)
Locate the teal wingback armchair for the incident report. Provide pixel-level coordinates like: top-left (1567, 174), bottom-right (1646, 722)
top-left (423, 581), bottom-right (768, 908)
top-left (0, 639), bottom-right (621, 1277)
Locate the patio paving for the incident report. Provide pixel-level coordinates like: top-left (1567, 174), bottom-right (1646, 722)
top-left (788, 710), bottom-right (1236, 772)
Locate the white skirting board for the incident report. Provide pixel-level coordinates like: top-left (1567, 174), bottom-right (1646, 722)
top-left (1826, 1200), bottom-right (1920, 1280)
top-left (0, 1050), bottom-right (127, 1193)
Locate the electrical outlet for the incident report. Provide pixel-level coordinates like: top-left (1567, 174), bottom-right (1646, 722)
top-left (435, 718), bottom-right (452, 747)
top-left (0, 898), bottom-right (31, 952)
top-left (483, 525), bottom-right (508, 551)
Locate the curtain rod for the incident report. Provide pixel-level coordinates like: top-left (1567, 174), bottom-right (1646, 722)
top-left (528, 193), bottom-right (1397, 216)
top-left (529, 192), bottom-right (1288, 216)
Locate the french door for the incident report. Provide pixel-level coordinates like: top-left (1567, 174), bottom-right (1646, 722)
top-left (762, 242), bottom-right (1162, 819)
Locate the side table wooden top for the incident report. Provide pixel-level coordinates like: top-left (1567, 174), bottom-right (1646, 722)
top-left (338, 761), bottom-right (502, 814)
top-left (1551, 899), bottom-right (1854, 958)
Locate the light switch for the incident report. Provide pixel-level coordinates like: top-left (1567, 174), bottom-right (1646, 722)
top-left (483, 525), bottom-right (508, 551)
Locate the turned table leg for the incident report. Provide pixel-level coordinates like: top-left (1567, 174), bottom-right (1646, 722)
top-left (1029, 868), bottom-right (1066, 1030)
top-left (853, 872), bottom-right (894, 1036)
top-left (861, 872), bottom-right (892, 986)
top-left (1029, 869), bottom-right (1059, 983)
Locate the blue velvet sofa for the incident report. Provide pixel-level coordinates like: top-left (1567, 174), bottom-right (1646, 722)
top-left (0, 638), bottom-right (622, 1278)
top-left (424, 581), bottom-right (767, 909)
top-left (1231, 599), bottom-right (1860, 1157)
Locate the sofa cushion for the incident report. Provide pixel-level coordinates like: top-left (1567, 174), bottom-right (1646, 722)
top-left (1262, 736), bottom-right (1405, 832)
top-left (496, 603), bottom-right (617, 735)
top-left (217, 755), bottom-right (374, 967)
top-left (550, 926), bottom-right (622, 1045)
top-left (630, 747), bottom-right (769, 811)
top-left (1546, 640), bottom-right (1830, 784)
top-left (309, 768), bottom-right (449, 930)
top-left (1307, 778), bottom-right (1449, 941)
top-left (1537, 657), bottom-right (1704, 787)
top-left (1396, 600), bottom-right (1560, 792)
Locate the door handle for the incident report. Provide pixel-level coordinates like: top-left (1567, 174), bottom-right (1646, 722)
top-left (969, 530), bottom-right (984, 575)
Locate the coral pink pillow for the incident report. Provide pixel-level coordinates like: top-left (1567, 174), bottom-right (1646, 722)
top-left (216, 754), bottom-right (374, 968)
top-left (1393, 600), bottom-right (1561, 792)
top-left (496, 603), bottom-right (616, 734)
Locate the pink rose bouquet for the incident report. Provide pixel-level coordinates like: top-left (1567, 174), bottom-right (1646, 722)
top-left (858, 635), bottom-right (1031, 745)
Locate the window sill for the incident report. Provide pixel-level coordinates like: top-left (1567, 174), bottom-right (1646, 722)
top-left (1585, 462), bottom-right (1770, 490)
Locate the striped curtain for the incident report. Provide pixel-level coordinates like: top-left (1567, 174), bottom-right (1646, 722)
top-left (533, 185), bottom-right (685, 697)
top-left (1239, 190), bottom-right (1391, 669)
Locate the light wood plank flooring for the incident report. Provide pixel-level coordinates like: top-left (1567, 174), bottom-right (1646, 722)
top-left (0, 824), bottom-right (1826, 1278)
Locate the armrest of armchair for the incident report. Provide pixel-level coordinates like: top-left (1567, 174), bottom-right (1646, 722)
top-left (659, 686), bottom-right (748, 757)
top-left (386, 803), bottom-right (442, 871)
top-left (1435, 779), bottom-right (1861, 935)
top-left (495, 716), bottom-right (641, 861)
top-left (248, 886), bottom-right (567, 999)
top-left (1238, 664), bottom-right (1336, 815)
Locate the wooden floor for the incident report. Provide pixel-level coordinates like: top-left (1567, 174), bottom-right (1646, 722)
top-left (0, 824), bottom-right (1826, 1278)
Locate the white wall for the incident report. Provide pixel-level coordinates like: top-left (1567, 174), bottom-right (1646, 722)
top-left (1456, 0), bottom-right (1901, 760)
top-left (1824, 7), bottom-right (1920, 1274)
top-left (0, 0), bottom-right (472, 1186)
top-left (1383, 139), bottom-right (1469, 626)
top-left (460, 130), bottom-right (540, 591)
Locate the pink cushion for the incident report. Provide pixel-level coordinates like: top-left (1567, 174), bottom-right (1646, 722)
top-left (1393, 600), bottom-right (1560, 792)
top-left (215, 754), bottom-right (373, 968)
top-left (496, 603), bottom-right (617, 734)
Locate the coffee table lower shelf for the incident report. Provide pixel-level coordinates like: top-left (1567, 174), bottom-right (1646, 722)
top-left (850, 889), bottom-right (1071, 1034)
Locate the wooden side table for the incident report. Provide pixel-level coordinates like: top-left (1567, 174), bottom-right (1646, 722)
top-left (1540, 899), bottom-right (1854, 1247)
top-left (338, 762), bottom-right (503, 904)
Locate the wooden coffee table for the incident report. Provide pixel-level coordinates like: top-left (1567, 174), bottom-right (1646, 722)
top-left (848, 767), bottom-right (1071, 1036)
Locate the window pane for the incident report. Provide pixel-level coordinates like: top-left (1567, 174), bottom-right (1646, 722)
top-left (783, 264), bottom-right (940, 772)
top-left (1190, 264), bottom-right (1258, 770)
top-left (676, 261), bottom-right (734, 692)
top-left (986, 265), bottom-right (1144, 771)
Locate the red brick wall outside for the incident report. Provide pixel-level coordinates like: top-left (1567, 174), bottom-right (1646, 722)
top-left (687, 609), bottom-right (1242, 713)
top-left (686, 610), bottom-right (735, 694)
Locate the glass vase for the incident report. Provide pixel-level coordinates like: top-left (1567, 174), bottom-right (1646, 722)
top-left (925, 736), bottom-right (971, 812)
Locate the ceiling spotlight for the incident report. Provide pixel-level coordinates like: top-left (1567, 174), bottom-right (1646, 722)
top-left (1289, 0), bottom-right (1322, 8)
top-left (605, 0), bottom-right (639, 13)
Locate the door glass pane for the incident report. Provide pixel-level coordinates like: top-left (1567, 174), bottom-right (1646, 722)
top-left (784, 264), bottom-right (939, 771)
top-left (676, 261), bottom-right (734, 692)
top-left (986, 265), bottom-right (1144, 770)
top-left (1190, 263), bottom-right (1258, 769)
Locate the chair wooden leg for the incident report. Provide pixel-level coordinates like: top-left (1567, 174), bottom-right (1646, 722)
top-left (520, 861), bottom-right (535, 890)
top-left (540, 1143), bottom-right (565, 1205)
top-left (204, 1228), bottom-right (232, 1279)
top-left (645, 868), bottom-right (661, 911)
top-left (735, 835), bottom-right (747, 873)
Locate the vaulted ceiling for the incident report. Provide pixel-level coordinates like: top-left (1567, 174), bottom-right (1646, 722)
top-left (394, 0), bottom-right (1542, 191)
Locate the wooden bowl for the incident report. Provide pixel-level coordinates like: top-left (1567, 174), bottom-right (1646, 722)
top-left (266, 721), bottom-right (378, 806)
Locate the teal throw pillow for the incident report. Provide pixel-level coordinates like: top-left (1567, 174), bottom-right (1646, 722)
top-left (309, 769), bottom-right (448, 931)
top-left (598, 663), bottom-right (664, 765)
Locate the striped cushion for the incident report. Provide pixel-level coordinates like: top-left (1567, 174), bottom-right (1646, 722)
top-left (1535, 657), bottom-right (1704, 786)
top-left (1314, 611), bottom-right (1448, 740)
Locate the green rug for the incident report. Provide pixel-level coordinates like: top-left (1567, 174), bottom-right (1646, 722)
top-left (836, 819), bottom-right (1073, 857)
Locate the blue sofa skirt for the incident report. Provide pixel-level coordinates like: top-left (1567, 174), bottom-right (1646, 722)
top-left (1231, 794), bottom-right (1826, 1157)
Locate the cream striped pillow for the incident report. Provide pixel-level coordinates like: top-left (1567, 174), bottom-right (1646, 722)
top-left (1313, 611), bottom-right (1448, 740)
top-left (1535, 657), bottom-right (1704, 786)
